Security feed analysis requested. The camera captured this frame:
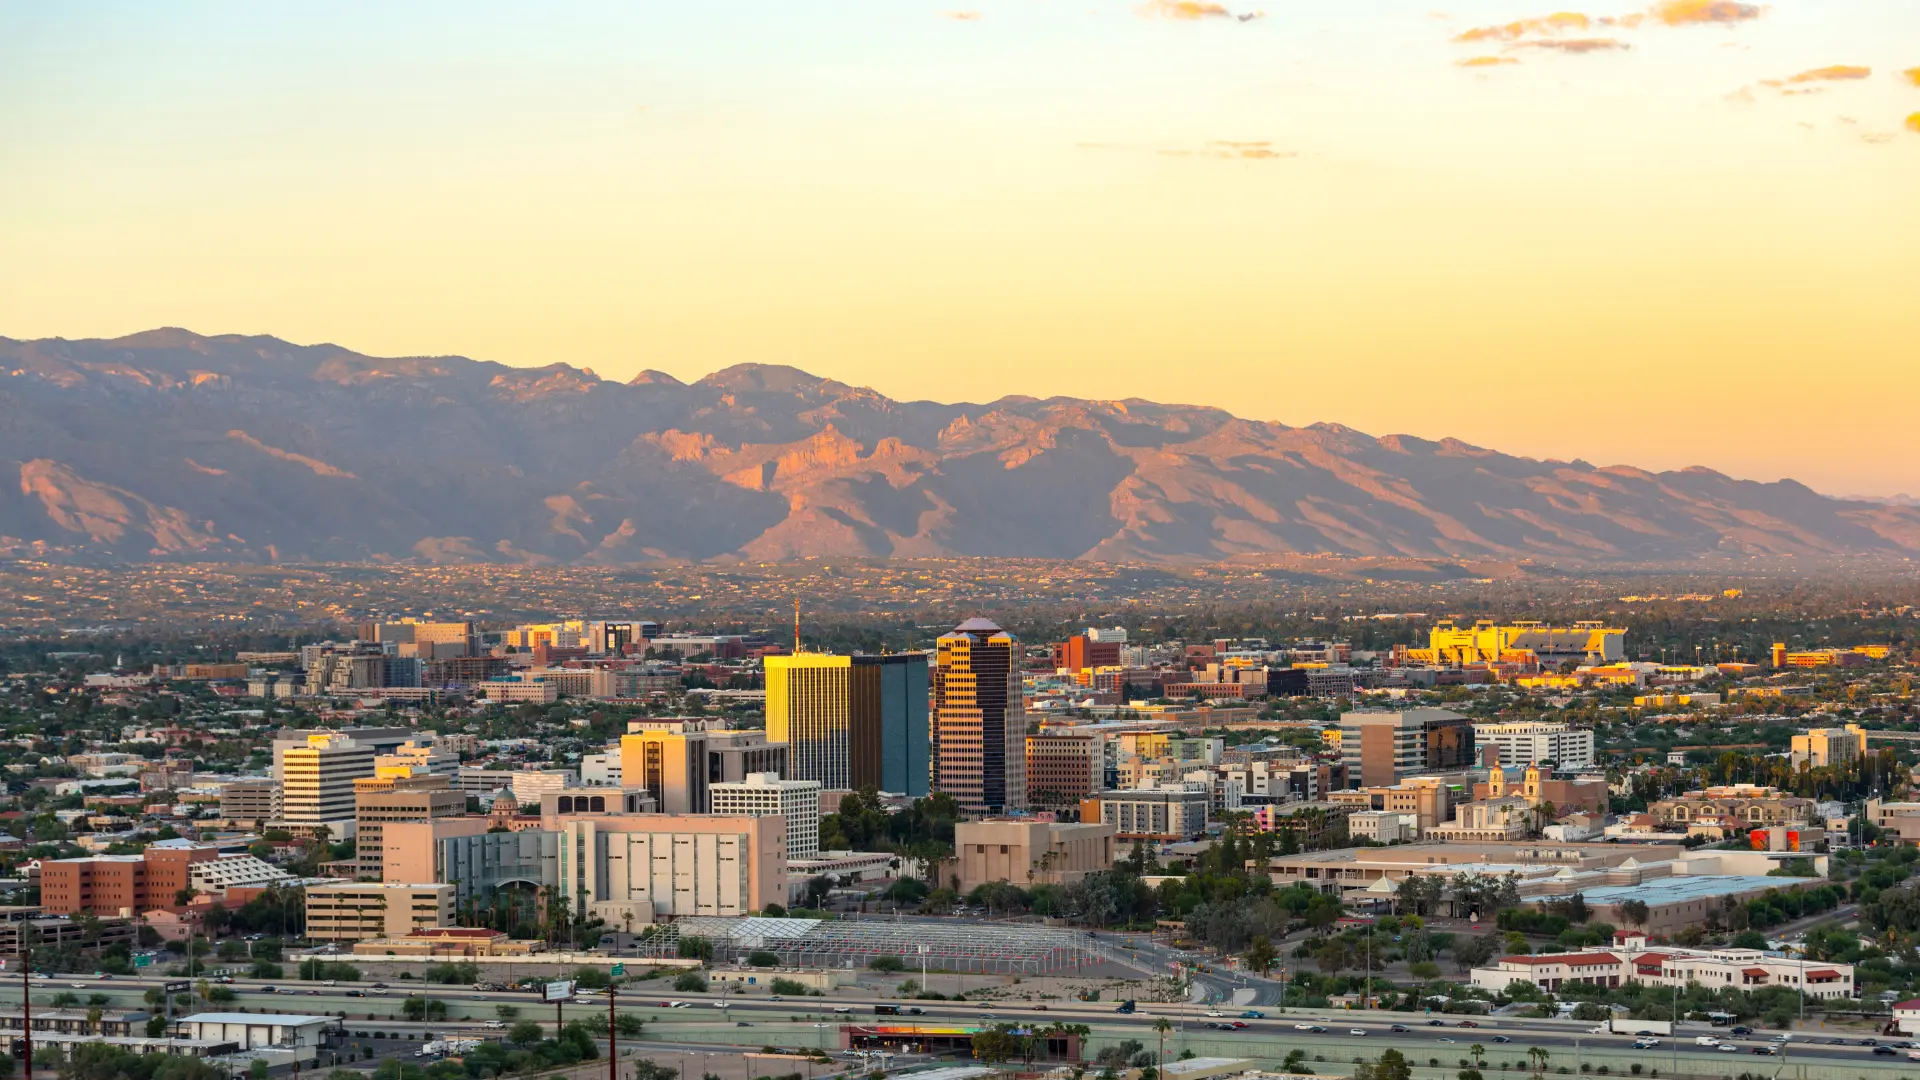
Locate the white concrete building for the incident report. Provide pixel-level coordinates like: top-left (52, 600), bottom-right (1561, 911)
top-left (710, 772), bottom-right (823, 860)
top-left (1472, 934), bottom-right (1855, 1000)
top-left (509, 769), bottom-right (575, 803)
top-left (1348, 809), bottom-right (1418, 844)
top-left (277, 733), bottom-right (374, 834)
top-left (1471, 722), bottom-right (1595, 770)
top-left (190, 854), bottom-right (297, 894)
top-left (580, 752), bottom-right (621, 786)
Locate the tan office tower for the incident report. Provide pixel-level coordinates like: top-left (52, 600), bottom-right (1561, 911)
top-left (354, 769), bottom-right (466, 881)
top-left (933, 618), bottom-right (1025, 815)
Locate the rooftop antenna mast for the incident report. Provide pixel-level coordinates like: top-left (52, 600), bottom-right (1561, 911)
top-left (794, 596), bottom-right (801, 654)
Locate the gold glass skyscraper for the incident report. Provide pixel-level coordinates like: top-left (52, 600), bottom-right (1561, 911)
top-left (765, 652), bottom-right (929, 796)
top-left (933, 618), bottom-right (1025, 815)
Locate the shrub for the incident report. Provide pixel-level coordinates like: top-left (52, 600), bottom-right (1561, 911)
top-left (674, 971), bottom-right (709, 993)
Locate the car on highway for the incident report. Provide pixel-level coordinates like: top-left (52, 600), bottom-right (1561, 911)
top-left (1437, 1038), bottom-right (1456, 1044)
top-left (345, 991), bottom-right (363, 998)
top-left (484, 1021), bottom-right (505, 1030)
top-left (1492, 1036), bottom-right (1511, 1044)
top-left (1229, 1022), bottom-right (1248, 1030)
top-left (1871, 1046), bottom-right (1896, 1057)
top-left (1206, 1010), bottom-right (1223, 1018)
top-left (1032, 1005), bottom-right (1048, 1011)
top-left (769, 995), bottom-right (783, 1001)
top-left (1293, 1023), bottom-right (1317, 1031)
top-left (1426, 1020), bottom-right (1444, 1026)
top-left (665, 1002), bottom-right (689, 1008)
top-left (1388, 1025), bottom-right (1408, 1033)
top-left (1348, 1029), bottom-right (1366, 1037)
top-left (833, 1006), bottom-right (853, 1014)
top-left (1749, 1046), bottom-right (1777, 1055)
top-left (1715, 1044), bottom-right (1737, 1053)
top-left (1305, 1026), bottom-right (1327, 1034)
top-left (1456, 1020), bottom-right (1479, 1028)
top-left (260, 986), bottom-right (278, 994)
top-left (1729, 1026), bottom-right (1752, 1036)
top-left (69, 983), bottom-right (85, 989)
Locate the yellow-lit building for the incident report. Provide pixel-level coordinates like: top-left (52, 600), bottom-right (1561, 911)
top-left (764, 652), bottom-right (929, 796)
top-left (1424, 620), bottom-right (1625, 669)
top-left (1514, 666), bottom-right (1641, 691)
top-left (1791, 725), bottom-right (1868, 768)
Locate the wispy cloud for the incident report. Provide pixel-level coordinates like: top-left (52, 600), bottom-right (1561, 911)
top-left (1137, 0), bottom-right (1263, 21)
top-left (1762, 65), bottom-right (1871, 87)
top-left (1454, 12), bottom-right (1592, 43)
top-left (1648, 0), bottom-right (1764, 27)
top-left (1511, 37), bottom-right (1629, 53)
top-left (1456, 55), bottom-right (1522, 67)
top-left (940, 10), bottom-right (982, 20)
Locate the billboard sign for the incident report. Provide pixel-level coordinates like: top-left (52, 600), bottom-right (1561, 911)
top-left (543, 981), bottom-right (574, 1002)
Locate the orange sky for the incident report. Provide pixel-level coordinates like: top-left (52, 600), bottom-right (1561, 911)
top-left (2, 2), bottom-right (1917, 495)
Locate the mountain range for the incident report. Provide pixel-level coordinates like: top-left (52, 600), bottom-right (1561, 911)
top-left (4, 329), bottom-right (1917, 567)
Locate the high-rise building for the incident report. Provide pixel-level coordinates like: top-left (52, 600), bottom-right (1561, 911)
top-left (1025, 733), bottom-right (1104, 812)
top-left (933, 618), bottom-right (1025, 815)
top-left (354, 770), bottom-right (466, 881)
top-left (1339, 709), bottom-right (1475, 788)
top-left (277, 732), bottom-right (376, 833)
top-left (764, 653), bottom-right (929, 796)
top-left (710, 772), bottom-right (824, 859)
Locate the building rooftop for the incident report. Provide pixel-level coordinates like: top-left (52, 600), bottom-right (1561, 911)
top-left (180, 1013), bottom-right (337, 1026)
top-left (1530, 874), bottom-right (1792, 907)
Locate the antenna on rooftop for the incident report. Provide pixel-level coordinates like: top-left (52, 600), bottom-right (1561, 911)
top-left (794, 596), bottom-right (801, 654)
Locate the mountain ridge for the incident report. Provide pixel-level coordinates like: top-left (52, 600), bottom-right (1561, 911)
top-left (4, 328), bottom-right (1916, 566)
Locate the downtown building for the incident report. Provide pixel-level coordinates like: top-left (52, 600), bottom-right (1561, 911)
top-left (1338, 708), bottom-right (1476, 788)
top-left (764, 652), bottom-right (929, 797)
top-left (933, 619), bottom-right (1025, 815)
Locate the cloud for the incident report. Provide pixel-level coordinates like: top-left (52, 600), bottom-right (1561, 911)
top-left (1647, 0), bottom-right (1764, 27)
top-left (1766, 65), bottom-right (1872, 86)
top-left (1455, 12), bottom-right (1592, 43)
top-left (1137, 0), bottom-right (1262, 21)
top-left (1457, 55), bottom-right (1522, 67)
top-left (940, 10), bottom-right (983, 19)
top-left (1511, 37), bottom-right (1630, 53)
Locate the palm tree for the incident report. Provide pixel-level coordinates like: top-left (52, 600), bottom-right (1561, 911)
top-left (1468, 1044), bottom-right (1485, 1067)
top-left (1526, 1046), bottom-right (1550, 1075)
top-left (1153, 1017), bottom-right (1174, 1076)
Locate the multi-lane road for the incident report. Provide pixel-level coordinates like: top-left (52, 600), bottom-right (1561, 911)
top-left (18, 972), bottom-right (1918, 1074)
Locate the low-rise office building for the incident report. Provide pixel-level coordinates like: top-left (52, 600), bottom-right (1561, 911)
top-left (1081, 782), bottom-right (1210, 841)
top-left (305, 882), bottom-right (456, 943)
top-left (949, 818), bottom-right (1117, 893)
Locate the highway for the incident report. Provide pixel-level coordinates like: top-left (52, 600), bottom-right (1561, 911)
top-left (14, 973), bottom-right (1918, 1074)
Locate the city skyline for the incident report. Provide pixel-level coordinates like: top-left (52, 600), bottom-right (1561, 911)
top-left (2, 3), bottom-right (1918, 495)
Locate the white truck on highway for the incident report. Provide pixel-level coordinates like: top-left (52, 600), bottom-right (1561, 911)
top-left (1607, 1019), bottom-right (1672, 1036)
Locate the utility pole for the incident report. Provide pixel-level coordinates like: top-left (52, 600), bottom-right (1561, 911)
top-left (20, 950), bottom-right (32, 1080)
top-left (608, 981), bottom-right (617, 1080)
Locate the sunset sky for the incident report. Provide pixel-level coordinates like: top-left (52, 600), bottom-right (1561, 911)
top-left (3, 2), bottom-right (1917, 496)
